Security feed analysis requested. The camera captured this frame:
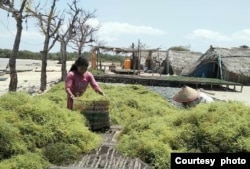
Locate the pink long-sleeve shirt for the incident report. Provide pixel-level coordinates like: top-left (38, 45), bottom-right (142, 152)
top-left (65, 70), bottom-right (100, 110)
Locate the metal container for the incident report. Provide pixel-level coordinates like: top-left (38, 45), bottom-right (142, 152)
top-left (123, 59), bottom-right (131, 69)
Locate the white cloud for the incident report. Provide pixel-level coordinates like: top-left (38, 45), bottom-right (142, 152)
top-left (0, 29), bottom-right (43, 40)
top-left (0, 32), bottom-right (12, 38)
top-left (187, 29), bottom-right (250, 42)
top-left (0, 29), bottom-right (15, 38)
top-left (100, 22), bottom-right (166, 35)
top-left (86, 18), bottom-right (100, 28)
top-left (187, 29), bottom-right (231, 41)
top-left (97, 22), bottom-right (167, 43)
top-left (22, 30), bottom-right (44, 40)
top-left (1, 20), bottom-right (167, 47)
top-left (59, 24), bottom-right (69, 33)
top-left (232, 29), bottom-right (250, 41)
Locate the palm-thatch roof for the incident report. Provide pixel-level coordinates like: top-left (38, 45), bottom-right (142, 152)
top-left (162, 50), bottom-right (202, 75)
top-left (91, 45), bottom-right (160, 54)
top-left (181, 46), bottom-right (250, 85)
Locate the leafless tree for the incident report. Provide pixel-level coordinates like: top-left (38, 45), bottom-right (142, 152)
top-left (57, 0), bottom-right (81, 81)
top-left (70, 10), bottom-right (99, 57)
top-left (27, 0), bottom-right (62, 91)
top-left (0, 0), bottom-right (29, 91)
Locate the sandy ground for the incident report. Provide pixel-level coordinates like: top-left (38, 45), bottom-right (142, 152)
top-left (0, 62), bottom-right (73, 96)
top-left (1, 63), bottom-right (249, 106)
top-left (209, 86), bottom-right (250, 106)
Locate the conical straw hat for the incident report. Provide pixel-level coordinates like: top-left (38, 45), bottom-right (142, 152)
top-left (173, 86), bottom-right (200, 103)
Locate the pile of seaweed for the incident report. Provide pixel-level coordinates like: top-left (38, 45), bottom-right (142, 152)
top-left (0, 82), bottom-right (250, 169)
top-left (82, 83), bottom-right (250, 168)
top-left (0, 90), bottom-right (101, 169)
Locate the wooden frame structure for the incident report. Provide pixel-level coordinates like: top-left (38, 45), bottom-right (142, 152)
top-left (90, 44), bottom-right (163, 74)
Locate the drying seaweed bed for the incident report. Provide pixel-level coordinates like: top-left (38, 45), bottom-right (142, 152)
top-left (163, 76), bottom-right (238, 84)
top-left (0, 82), bottom-right (250, 169)
top-left (93, 74), bottom-right (244, 93)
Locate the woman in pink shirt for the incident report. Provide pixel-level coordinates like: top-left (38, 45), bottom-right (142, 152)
top-left (65, 57), bottom-right (104, 110)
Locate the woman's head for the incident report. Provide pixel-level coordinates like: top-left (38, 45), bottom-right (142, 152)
top-left (70, 56), bottom-right (89, 73)
top-left (75, 56), bottom-right (89, 67)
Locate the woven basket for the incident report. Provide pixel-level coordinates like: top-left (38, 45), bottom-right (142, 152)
top-left (73, 99), bottom-right (110, 131)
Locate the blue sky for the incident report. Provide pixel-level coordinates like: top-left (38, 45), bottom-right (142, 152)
top-left (0, 0), bottom-right (250, 53)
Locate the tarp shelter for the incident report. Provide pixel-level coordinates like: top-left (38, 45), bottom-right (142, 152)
top-left (181, 46), bottom-right (250, 85)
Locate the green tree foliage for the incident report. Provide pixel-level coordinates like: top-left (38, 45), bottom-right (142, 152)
top-left (0, 48), bottom-right (123, 62)
top-left (81, 51), bottom-right (125, 63)
top-left (168, 46), bottom-right (190, 51)
top-left (99, 53), bottom-right (125, 62)
top-left (0, 48), bottom-right (58, 60)
top-left (0, 49), bottom-right (12, 58)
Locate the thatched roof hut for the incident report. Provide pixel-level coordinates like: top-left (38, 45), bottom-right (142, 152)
top-left (161, 50), bottom-right (202, 75)
top-left (181, 46), bottom-right (250, 85)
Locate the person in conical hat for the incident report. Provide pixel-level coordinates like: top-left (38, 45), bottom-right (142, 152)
top-left (173, 85), bottom-right (214, 108)
top-left (173, 86), bottom-right (200, 103)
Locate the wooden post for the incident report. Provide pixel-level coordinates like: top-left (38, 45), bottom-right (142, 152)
top-left (137, 40), bottom-right (141, 76)
top-left (98, 49), bottom-right (102, 70)
top-left (218, 53), bottom-right (223, 79)
top-left (96, 48), bottom-right (99, 70)
top-left (91, 49), bottom-right (97, 70)
top-left (132, 43), bottom-right (135, 75)
top-left (166, 51), bottom-right (169, 75)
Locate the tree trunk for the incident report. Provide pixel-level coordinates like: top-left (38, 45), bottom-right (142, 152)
top-left (8, 57), bottom-right (18, 92)
top-left (78, 48), bottom-right (82, 57)
top-left (40, 50), bottom-right (47, 91)
top-left (9, 16), bottom-right (23, 91)
top-left (60, 41), bottom-right (67, 81)
top-left (40, 35), bottom-right (50, 92)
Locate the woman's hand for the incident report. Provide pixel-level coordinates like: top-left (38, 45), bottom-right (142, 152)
top-left (97, 90), bottom-right (105, 96)
top-left (66, 88), bottom-right (75, 99)
top-left (70, 94), bottom-right (75, 99)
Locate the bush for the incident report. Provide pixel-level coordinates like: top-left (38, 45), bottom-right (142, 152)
top-left (0, 92), bottom-right (101, 167)
top-left (0, 153), bottom-right (49, 169)
top-left (43, 142), bottom-right (82, 165)
top-left (118, 101), bottom-right (250, 168)
top-left (1, 83), bottom-right (250, 169)
top-left (0, 119), bottom-right (27, 160)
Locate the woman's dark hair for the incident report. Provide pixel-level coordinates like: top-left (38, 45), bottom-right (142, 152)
top-left (69, 56), bottom-right (89, 71)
